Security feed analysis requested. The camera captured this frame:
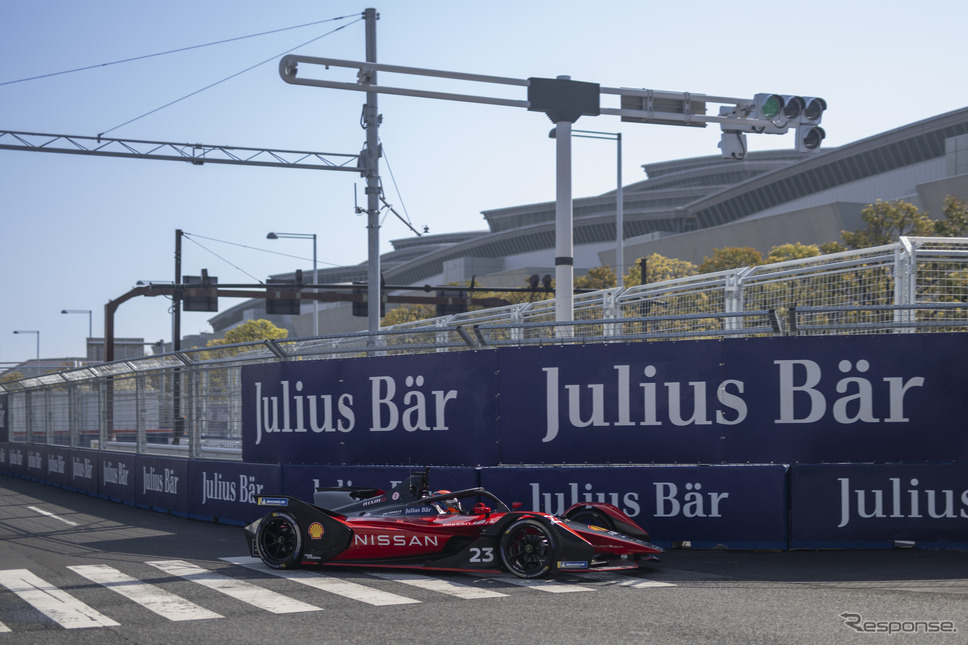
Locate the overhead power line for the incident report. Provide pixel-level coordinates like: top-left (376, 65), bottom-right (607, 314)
top-left (0, 14), bottom-right (360, 87)
top-left (98, 16), bottom-right (363, 137)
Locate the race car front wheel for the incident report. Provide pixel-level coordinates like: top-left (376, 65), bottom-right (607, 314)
top-left (566, 506), bottom-right (615, 531)
top-left (256, 512), bottom-right (303, 569)
top-left (499, 519), bottom-right (556, 578)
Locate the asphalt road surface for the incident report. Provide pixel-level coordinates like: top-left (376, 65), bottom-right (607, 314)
top-left (2, 474), bottom-right (967, 644)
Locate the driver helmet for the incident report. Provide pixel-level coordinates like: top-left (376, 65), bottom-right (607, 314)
top-left (431, 490), bottom-right (462, 514)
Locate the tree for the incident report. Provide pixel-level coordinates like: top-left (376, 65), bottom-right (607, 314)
top-left (382, 303), bottom-right (437, 326)
top-left (842, 199), bottom-right (935, 249)
top-left (819, 241), bottom-right (847, 254)
top-left (698, 247), bottom-right (763, 273)
top-left (626, 253), bottom-right (698, 286)
top-left (767, 242), bottom-right (820, 264)
top-left (0, 371), bottom-right (25, 383)
top-left (380, 276), bottom-right (548, 327)
top-left (935, 195), bottom-right (968, 237)
top-left (208, 319), bottom-right (288, 346)
top-left (575, 265), bottom-right (616, 290)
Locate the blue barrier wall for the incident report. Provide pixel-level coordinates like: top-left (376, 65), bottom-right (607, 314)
top-left (242, 334), bottom-right (968, 466)
top-left (790, 463), bottom-right (968, 548)
top-left (0, 443), bottom-right (786, 547)
top-left (6, 443), bottom-right (968, 549)
top-left (3, 334), bottom-right (967, 549)
top-left (479, 465), bottom-right (789, 549)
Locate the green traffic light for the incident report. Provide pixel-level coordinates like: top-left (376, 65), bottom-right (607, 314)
top-left (761, 95), bottom-right (782, 119)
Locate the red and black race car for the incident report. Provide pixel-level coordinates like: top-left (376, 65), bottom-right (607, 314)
top-left (243, 469), bottom-right (662, 578)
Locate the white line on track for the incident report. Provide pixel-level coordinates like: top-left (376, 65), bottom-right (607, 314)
top-left (69, 564), bottom-right (222, 621)
top-left (368, 571), bottom-right (509, 599)
top-left (147, 560), bottom-right (320, 614)
top-left (613, 579), bottom-right (677, 588)
top-left (0, 569), bottom-right (119, 629)
top-left (463, 571), bottom-right (595, 592)
top-left (26, 505), bottom-right (78, 526)
top-left (223, 556), bottom-right (419, 606)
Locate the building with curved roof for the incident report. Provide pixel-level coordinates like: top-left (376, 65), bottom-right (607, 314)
top-left (207, 107), bottom-right (968, 339)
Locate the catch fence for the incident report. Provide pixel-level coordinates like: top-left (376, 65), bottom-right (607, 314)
top-left (2, 236), bottom-right (966, 459)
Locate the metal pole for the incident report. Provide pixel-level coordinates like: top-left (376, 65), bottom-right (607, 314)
top-left (616, 133), bottom-right (624, 288)
top-left (173, 229), bottom-right (182, 352)
top-left (364, 7), bottom-right (381, 334)
top-left (312, 233), bottom-right (318, 336)
top-left (61, 309), bottom-right (93, 342)
top-left (554, 88), bottom-right (574, 335)
top-left (173, 229), bottom-right (183, 444)
top-left (14, 330), bottom-right (40, 364)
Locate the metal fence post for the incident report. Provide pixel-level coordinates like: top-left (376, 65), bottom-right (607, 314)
top-left (895, 236), bottom-right (917, 332)
top-left (136, 373), bottom-right (146, 454)
top-left (69, 384), bottom-right (79, 447)
top-left (188, 366), bottom-right (200, 459)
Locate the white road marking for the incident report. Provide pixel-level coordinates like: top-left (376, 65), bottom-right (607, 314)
top-left (465, 571), bottom-right (594, 592)
top-left (0, 569), bottom-right (119, 629)
top-left (223, 556), bottom-right (419, 606)
top-left (147, 560), bottom-right (320, 614)
top-left (613, 579), bottom-right (677, 588)
top-left (0, 557), bottom-right (683, 632)
top-left (27, 505), bottom-right (78, 526)
top-left (368, 571), bottom-right (508, 599)
top-left (494, 577), bottom-right (595, 593)
top-left (69, 564), bottom-right (222, 621)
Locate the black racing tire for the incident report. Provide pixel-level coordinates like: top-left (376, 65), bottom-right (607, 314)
top-left (567, 507), bottom-right (615, 532)
top-left (256, 512), bottom-right (303, 569)
top-left (499, 518), bottom-right (556, 579)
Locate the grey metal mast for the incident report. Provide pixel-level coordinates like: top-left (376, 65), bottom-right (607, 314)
top-left (363, 7), bottom-right (382, 334)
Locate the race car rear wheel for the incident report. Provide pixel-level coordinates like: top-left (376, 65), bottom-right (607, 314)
top-left (256, 512), bottom-right (303, 569)
top-left (499, 519), bottom-right (556, 578)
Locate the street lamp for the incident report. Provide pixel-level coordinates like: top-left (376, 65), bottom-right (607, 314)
top-left (13, 329), bottom-right (40, 364)
top-left (267, 232), bottom-right (318, 336)
top-left (61, 309), bottom-right (93, 339)
top-left (550, 128), bottom-right (624, 287)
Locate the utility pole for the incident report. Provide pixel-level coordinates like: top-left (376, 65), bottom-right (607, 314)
top-left (363, 7), bottom-right (382, 335)
top-left (172, 229), bottom-right (184, 445)
top-left (173, 229), bottom-right (183, 351)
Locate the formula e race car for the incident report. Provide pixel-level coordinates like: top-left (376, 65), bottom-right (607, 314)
top-left (243, 469), bottom-right (662, 578)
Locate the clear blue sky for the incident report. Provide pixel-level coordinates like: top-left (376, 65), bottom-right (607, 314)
top-left (2, 0), bottom-right (966, 365)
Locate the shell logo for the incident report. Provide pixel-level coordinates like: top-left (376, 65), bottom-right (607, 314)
top-left (308, 522), bottom-right (325, 540)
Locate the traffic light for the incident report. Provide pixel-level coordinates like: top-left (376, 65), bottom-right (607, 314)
top-left (436, 288), bottom-right (468, 317)
top-left (182, 271), bottom-right (218, 312)
top-left (351, 282), bottom-right (385, 318)
top-left (796, 97), bottom-right (826, 152)
top-left (797, 123), bottom-right (825, 151)
top-left (266, 270), bottom-right (302, 316)
top-left (802, 97), bottom-right (826, 123)
top-left (751, 93), bottom-right (827, 152)
top-left (754, 94), bottom-right (808, 123)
